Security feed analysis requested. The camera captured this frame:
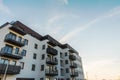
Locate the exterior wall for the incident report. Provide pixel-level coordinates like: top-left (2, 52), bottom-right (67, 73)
top-left (0, 24), bottom-right (12, 50)
top-left (75, 54), bottom-right (84, 80)
top-left (62, 49), bottom-right (71, 80)
top-left (0, 22), bottom-right (85, 80)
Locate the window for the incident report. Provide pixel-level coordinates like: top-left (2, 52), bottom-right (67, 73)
top-left (20, 62), bottom-right (24, 69)
top-left (4, 59), bottom-right (9, 64)
top-left (42, 45), bottom-right (45, 50)
top-left (66, 68), bottom-right (69, 73)
top-left (4, 45), bottom-right (13, 54)
top-left (21, 50), bottom-right (26, 56)
top-left (61, 68), bottom-right (64, 76)
top-left (66, 78), bottom-right (70, 80)
top-left (33, 53), bottom-right (37, 59)
top-left (0, 58), bottom-right (5, 63)
top-left (8, 32), bottom-right (16, 40)
top-left (65, 52), bottom-right (67, 56)
top-left (32, 64), bottom-right (35, 71)
top-left (41, 54), bottom-right (45, 60)
top-left (0, 58), bottom-right (9, 64)
top-left (60, 52), bottom-right (63, 58)
top-left (41, 65), bottom-right (44, 71)
top-left (40, 78), bottom-right (44, 80)
top-left (15, 48), bottom-right (19, 54)
top-left (11, 61), bottom-right (16, 65)
top-left (60, 60), bottom-right (63, 66)
top-left (65, 60), bottom-right (68, 64)
top-left (34, 44), bottom-right (38, 49)
top-left (18, 36), bottom-right (22, 42)
top-left (24, 39), bottom-right (28, 45)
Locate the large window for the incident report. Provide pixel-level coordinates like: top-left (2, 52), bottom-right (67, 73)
top-left (0, 58), bottom-right (9, 64)
top-left (9, 33), bottom-right (16, 40)
top-left (4, 45), bottom-right (13, 54)
top-left (18, 36), bottom-right (22, 42)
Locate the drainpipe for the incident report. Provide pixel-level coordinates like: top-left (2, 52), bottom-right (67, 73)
top-left (3, 63), bottom-right (9, 80)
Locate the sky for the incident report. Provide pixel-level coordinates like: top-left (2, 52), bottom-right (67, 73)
top-left (0, 0), bottom-right (120, 80)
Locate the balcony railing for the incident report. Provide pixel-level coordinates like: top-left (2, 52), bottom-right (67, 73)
top-left (46, 48), bottom-right (58, 55)
top-left (71, 72), bottom-right (78, 77)
top-left (0, 64), bottom-right (21, 74)
top-left (70, 62), bottom-right (77, 68)
top-left (45, 69), bottom-right (58, 76)
top-left (46, 58), bottom-right (58, 65)
top-left (0, 47), bottom-right (23, 59)
top-left (9, 26), bottom-right (26, 35)
top-left (69, 55), bottom-right (76, 60)
top-left (4, 34), bottom-right (25, 47)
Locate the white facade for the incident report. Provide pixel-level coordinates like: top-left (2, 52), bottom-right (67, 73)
top-left (0, 21), bottom-right (84, 80)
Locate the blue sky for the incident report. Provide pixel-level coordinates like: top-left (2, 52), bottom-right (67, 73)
top-left (0, 0), bottom-right (120, 80)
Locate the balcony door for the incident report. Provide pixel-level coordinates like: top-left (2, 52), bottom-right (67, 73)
top-left (4, 45), bottom-right (13, 54)
top-left (9, 33), bottom-right (16, 40)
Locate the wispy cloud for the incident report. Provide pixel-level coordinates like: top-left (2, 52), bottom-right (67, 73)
top-left (45, 14), bottom-right (79, 38)
top-left (46, 15), bottom-right (64, 27)
top-left (0, 0), bottom-right (11, 14)
top-left (60, 6), bottom-right (120, 43)
top-left (45, 15), bottom-right (64, 36)
top-left (58, 0), bottom-right (69, 5)
top-left (63, 0), bottom-right (68, 5)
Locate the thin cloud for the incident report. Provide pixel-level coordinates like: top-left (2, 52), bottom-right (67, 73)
top-left (45, 15), bottom-right (64, 36)
top-left (45, 14), bottom-right (79, 37)
top-left (58, 0), bottom-right (69, 5)
top-left (107, 6), bottom-right (120, 17)
top-left (60, 7), bottom-right (120, 43)
top-left (63, 0), bottom-right (68, 5)
top-left (46, 15), bottom-right (64, 27)
top-left (0, 0), bottom-right (11, 14)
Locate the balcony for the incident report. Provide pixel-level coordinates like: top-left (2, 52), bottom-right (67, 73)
top-left (46, 48), bottom-right (58, 55)
top-left (0, 47), bottom-right (23, 59)
top-left (4, 34), bottom-right (25, 47)
top-left (9, 26), bottom-right (26, 35)
top-left (0, 64), bottom-right (21, 74)
top-left (70, 62), bottom-right (77, 68)
top-left (69, 55), bottom-right (76, 60)
top-left (45, 69), bottom-right (58, 76)
top-left (46, 58), bottom-right (58, 65)
top-left (71, 72), bottom-right (78, 77)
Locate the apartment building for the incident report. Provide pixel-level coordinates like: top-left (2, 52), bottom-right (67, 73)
top-left (0, 21), bottom-right (84, 80)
